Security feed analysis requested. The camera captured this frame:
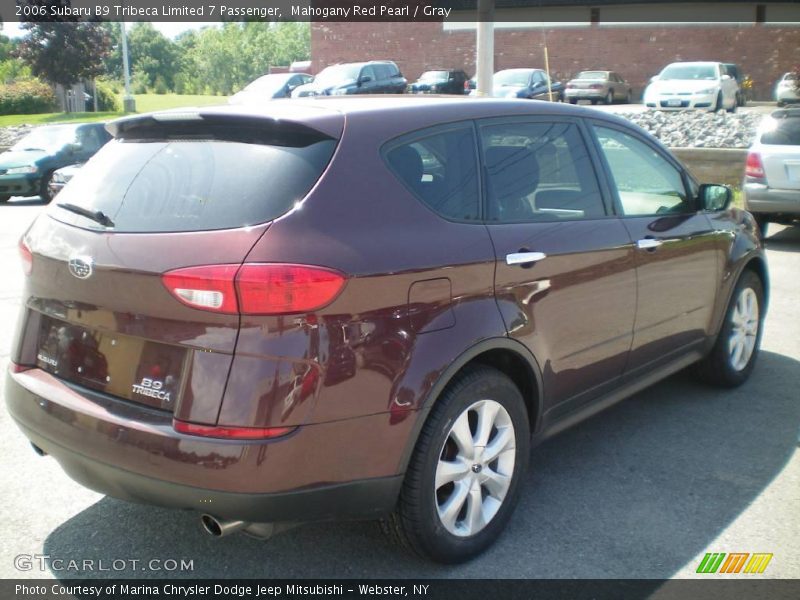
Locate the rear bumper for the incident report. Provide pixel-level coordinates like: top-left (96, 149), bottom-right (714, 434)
top-left (5, 368), bottom-right (410, 523)
top-left (564, 89), bottom-right (606, 99)
top-left (744, 184), bottom-right (800, 215)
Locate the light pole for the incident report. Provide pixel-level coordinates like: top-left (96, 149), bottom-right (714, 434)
top-left (120, 21), bottom-right (136, 112)
top-left (475, 0), bottom-right (494, 97)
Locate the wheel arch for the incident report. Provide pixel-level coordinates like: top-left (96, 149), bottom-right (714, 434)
top-left (395, 337), bottom-right (544, 474)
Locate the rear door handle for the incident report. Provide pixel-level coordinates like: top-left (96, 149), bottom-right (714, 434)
top-left (636, 238), bottom-right (663, 250)
top-left (506, 252), bottom-right (547, 266)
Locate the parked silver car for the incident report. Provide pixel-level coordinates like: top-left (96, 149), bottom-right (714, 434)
top-left (565, 70), bottom-right (633, 105)
top-left (744, 108), bottom-right (800, 236)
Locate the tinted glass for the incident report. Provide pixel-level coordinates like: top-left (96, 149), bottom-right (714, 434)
top-left (11, 125), bottom-right (78, 152)
top-left (761, 118), bottom-right (800, 146)
top-left (480, 121), bottom-right (604, 222)
top-left (594, 126), bottom-right (692, 216)
top-left (385, 126), bottom-right (480, 221)
top-left (577, 71), bottom-right (607, 80)
top-left (659, 64), bottom-right (718, 80)
top-left (51, 137), bottom-right (336, 232)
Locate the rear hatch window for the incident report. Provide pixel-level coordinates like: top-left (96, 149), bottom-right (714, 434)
top-left (761, 117), bottom-right (800, 146)
top-left (51, 118), bottom-right (337, 233)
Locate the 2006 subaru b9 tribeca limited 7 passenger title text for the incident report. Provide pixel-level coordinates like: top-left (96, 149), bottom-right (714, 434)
top-left (6, 97), bottom-right (767, 563)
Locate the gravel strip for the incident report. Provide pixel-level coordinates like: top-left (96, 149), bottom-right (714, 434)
top-left (616, 109), bottom-right (764, 148)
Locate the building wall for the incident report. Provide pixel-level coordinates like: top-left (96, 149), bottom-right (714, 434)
top-left (311, 22), bottom-right (800, 100)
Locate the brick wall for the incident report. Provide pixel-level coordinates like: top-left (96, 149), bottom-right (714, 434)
top-left (311, 22), bottom-right (800, 100)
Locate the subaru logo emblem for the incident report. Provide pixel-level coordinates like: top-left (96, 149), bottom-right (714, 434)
top-left (68, 256), bottom-right (93, 280)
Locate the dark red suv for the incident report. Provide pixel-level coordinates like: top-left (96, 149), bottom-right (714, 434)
top-left (6, 97), bottom-right (767, 563)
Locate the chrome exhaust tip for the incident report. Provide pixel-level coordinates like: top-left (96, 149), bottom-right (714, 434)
top-left (200, 514), bottom-right (246, 538)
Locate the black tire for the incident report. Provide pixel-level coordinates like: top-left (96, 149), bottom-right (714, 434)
top-left (694, 270), bottom-right (764, 388)
top-left (0, 195), bottom-right (10, 204)
top-left (714, 92), bottom-right (723, 112)
top-left (39, 171), bottom-right (54, 203)
top-left (777, 101), bottom-right (785, 108)
top-left (590, 99), bottom-right (597, 105)
top-left (382, 365), bottom-right (530, 563)
top-left (568, 98), bottom-right (577, 105)
top-left (605, 90), bottom-right (614, 105)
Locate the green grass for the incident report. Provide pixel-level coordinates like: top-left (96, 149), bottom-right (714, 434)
top-left (0, 94), bottom-right (228, 127)
top-left (131, 93), bottom-right (227, 113)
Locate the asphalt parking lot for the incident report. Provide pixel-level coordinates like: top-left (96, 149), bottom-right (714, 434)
top-left (0, 198), bottom-right (797, 580)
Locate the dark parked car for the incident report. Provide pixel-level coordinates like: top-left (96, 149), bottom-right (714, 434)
top-left (47, 163), bottom-right (83, 199)
top-left (292, 61), bottom-right (406, 97)
top-left (565, 70), bottom-right (633, 105)
top-left (472, 68), bottom-right (565, 101)
top-left (8, 98), bottom-right (767, 563)
top-left (408, 70), bottom-right (469, 95)
top-left (229, 73), bottom-right (313, 104)
top-left (0, 123), bottom-right (110, 203)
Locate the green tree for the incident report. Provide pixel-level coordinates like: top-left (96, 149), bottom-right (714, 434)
top-left (18, 20), bottom-right (110, 86)
top-left (126, 23), bottom-right (181, 92)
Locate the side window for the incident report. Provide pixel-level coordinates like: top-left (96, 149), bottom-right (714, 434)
top-left (593, 125), bottom-right (692, 216)
top-left (385, 126), bottom-right (480, 221)
top-left (532, 72), bottom-right (545, 86)
top-left (372, 64), bottom-right (388, 81)
top-left (480, 121), bottom-right (605, 222)
top-left (78, 128), bottom-right (102, 153)
top-left (360, 66), bottom-right (376, 82)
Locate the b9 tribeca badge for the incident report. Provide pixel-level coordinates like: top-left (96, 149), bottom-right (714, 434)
top-left (131, 378), bottom-right (171, 404)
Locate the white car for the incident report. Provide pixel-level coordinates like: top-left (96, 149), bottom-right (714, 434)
top-left (776, 72), bottom-right (799, 107)
top-left (644, 61), bottom-right (739, 112)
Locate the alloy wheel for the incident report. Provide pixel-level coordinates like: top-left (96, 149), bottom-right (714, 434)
top-left (728, 287), bottom-right (759, 371)
top-left (434, 399), bottom-right (516, 537)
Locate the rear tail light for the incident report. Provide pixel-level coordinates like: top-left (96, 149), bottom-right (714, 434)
top-left (9, 362), bottom-right (33, 374)
top-left (19, 238), bottom-right (32, 276)
top-left (745, 152), bottom-right (765, 179)
top-left (589, 84), bottom-right (603, 89)
top-left (162, 264), bottom-right (346, 315)
top-left (173, 419), bottom-right (296, 440)
top-left (161, 265), bottom-right (239, 313)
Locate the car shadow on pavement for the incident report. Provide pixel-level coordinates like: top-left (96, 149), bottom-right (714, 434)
top-left (44, 350), bottom-right (799, 579)
top-left (764, 225), bottom-right (800, 253)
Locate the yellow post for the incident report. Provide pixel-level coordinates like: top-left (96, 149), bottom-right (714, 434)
top-left (544, 45), bottom-right (553, 102)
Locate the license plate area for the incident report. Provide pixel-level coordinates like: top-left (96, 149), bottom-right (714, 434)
top-left (786, 161), bottom-right (800, 182)
top-left (36, 315), bottom-right (187, 411)
top-left (666, 99), bottom-right (683, 107)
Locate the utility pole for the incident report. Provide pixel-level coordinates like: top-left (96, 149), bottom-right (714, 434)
top-left (475, 0), bottom-right (494, 97)
top-left (120, 21), bottom-right (136, 112)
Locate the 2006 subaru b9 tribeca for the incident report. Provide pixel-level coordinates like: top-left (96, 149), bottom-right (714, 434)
top-left (6, 97), bottom-right (767, 563)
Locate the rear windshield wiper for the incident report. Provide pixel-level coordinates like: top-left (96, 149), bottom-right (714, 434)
top-left (56, 202), bottom-right (115, 228)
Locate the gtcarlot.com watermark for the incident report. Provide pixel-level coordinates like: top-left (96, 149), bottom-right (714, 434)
top-left (14, 553), bottom-right (194, 573)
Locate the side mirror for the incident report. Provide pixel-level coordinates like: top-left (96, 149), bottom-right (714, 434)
top-left (359, 76), bottom-right (372, 85)
top-left (699, 183), bottom-right (732, 211)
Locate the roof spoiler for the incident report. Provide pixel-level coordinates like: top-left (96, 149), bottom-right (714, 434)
top-left (106, 109), bottom-right (340, 146)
